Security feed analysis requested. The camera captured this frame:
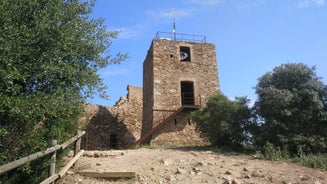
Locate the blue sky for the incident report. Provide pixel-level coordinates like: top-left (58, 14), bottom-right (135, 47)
top-left (88, 0), bottom-right (327, 106)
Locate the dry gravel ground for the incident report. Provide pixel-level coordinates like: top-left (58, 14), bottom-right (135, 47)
top-left (58, 148), bottom-right (327, 184)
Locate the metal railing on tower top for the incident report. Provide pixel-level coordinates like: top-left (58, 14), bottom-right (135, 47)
top-left (155, 32), bottom-right (206, 43)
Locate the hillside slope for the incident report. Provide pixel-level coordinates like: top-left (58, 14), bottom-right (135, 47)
top-left (58, 148), bottom-right (326, 184)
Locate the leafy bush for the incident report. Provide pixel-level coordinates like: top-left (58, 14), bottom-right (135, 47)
top-left (262, 141), bottom-right (290, 161)
top-left (192, 94), bottom-right (252, 150)
top-left (293, 154), bottom-right (327, 170)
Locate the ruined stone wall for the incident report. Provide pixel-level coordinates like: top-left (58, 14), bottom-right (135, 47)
top-left (80, 85), bottom-right (143, 150)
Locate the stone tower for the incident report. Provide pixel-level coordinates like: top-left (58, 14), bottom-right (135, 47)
top-left (135, 32), bottom-right (219, 147)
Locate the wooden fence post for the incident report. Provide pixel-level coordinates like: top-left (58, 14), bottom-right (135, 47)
top-left (49, 140), bottom-right (57, 184)
top-left (74, 131), bottom-right (82, 156)
top-left (1, 131), bottom-right (85, 184)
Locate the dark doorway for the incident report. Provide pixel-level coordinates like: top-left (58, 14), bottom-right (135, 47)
top-left (110, 134), bottom-right (118, 149)
top-left (181, 81), bottom-right (195, 105)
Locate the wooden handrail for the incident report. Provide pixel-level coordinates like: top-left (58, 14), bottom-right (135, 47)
top-left (61, 131), bottom-right (85, 149)
top-left (39, 150), bottom-right (85, 184)
top-left (0, 131), bottom-right (85, 184)
top-left (128, 105), bottom-right (200, 149)
top-left (0, 145), bottom-right (62, 174)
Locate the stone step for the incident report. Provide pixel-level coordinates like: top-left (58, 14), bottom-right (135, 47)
top-left (78, 171), bottom-right (136, 179)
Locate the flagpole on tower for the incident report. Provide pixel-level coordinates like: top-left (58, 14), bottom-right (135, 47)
top-left (172, 9), bottom-right (176, 41)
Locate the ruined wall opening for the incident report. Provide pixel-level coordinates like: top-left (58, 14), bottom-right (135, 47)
top-left (181, 81), bottom-right (195, 105)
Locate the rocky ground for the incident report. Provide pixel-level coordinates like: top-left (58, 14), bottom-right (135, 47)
top-left (57, 148), bottom-right (327, 184)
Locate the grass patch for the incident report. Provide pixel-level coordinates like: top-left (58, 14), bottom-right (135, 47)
top-left (292, 154), bottom-right (327, 170)
top-left (209, 143), bottom-right (327, 171)
top-left (139, 144), bottom-right (160, 149)
top-left (257, 142), bottom-right (327, 170)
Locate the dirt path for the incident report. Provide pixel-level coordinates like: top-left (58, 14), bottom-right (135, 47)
top-left (58, 148), bottom-right (327, 184)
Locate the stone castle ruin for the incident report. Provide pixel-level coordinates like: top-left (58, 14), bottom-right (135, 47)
top-left (82, 32), bottom-right (220, 149)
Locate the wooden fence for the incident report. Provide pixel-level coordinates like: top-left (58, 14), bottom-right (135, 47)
top-left (0, 131), bottom-right (85, 184)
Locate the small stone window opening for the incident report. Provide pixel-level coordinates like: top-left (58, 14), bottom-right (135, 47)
top-left (188, 119), bottom-right (191, 125)
top-left (174, 118), bottom-right (177, 125)
top-left (180, 46), bottom-right (191, 62)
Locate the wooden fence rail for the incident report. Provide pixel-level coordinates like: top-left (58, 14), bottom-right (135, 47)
top-left (0, 130), bottom-right (85, 184)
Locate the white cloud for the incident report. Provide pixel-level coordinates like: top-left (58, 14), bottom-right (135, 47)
top-left (146, 8), bottom-right (194, 21)
top-left (298, 0), bottom-right (325, 8)
top-left (315, 0), bottom-right (326, 5)
top-left (100, 68), bottom-right (129, 77)
top-left (110, 8), bottom-right (194, 41)
top-left (190, 0), bottom-right (225, 6)
top-left (237, 0), bottom-right (265, 10)
top-left (109, 26), bottom-right (146, 40)
top-left (115, 27), bottom-right (140, 39)
top-left (273, 19), bottom-right (284, 26)
top-left (110, 0), bottom-right (225, 41)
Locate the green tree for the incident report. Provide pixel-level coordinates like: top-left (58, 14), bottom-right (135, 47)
top-left (254, 63), bottom-right (327, 155)
top-left (192, 94), bottom-right (252, 150)
top-left (0, 0), bottom-right (127, 183)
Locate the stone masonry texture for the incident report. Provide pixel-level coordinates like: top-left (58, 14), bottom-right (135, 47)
top-left (80, 85), bottom-right (143, 150)
top-left (142, 39), bottom-right (220, 147)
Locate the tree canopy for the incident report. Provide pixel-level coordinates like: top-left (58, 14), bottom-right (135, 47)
top-left (192, 63), bottom-right (327, 156)
top-left (0, 0), bottom-right (126, 182)
top-left (254, 63), bottom-right (327, 154)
